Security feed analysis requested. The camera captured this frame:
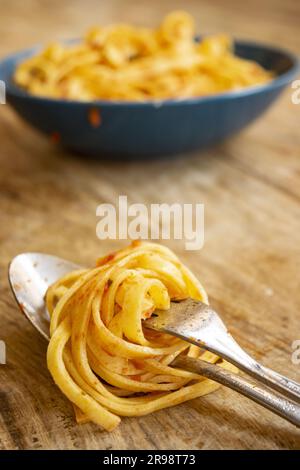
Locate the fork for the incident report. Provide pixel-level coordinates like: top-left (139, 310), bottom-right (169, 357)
top-left (144, 298), bottom-right (300, 427)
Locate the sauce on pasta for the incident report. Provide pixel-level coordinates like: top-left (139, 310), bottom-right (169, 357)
top-left (46, 241), bottom-right (236, 430)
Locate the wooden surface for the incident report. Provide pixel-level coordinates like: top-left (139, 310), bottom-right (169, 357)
top-left (0, 0), bottom-right (300, 450)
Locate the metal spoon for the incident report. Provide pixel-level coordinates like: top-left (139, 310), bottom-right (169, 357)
top-left (8, 253), bottom-right (300, 428)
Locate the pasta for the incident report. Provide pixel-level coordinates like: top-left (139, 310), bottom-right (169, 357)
top-left (46, 241), bottom-right (236, 430)
top-left (15, 11), bottom-right (272, 102)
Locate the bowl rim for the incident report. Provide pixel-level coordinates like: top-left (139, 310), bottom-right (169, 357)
top-left (0, 37), bottom-right (299, 108)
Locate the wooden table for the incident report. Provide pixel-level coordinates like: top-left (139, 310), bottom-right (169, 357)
top-left (0, 0), bottom-right (300, 450)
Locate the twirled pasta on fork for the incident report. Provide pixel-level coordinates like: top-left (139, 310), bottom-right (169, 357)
top-left (47, 241), bottom-right (235, 430)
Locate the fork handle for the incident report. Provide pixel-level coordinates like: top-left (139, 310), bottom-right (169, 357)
top-left (210, 334), bottom-right (300, 404)
top-left (251, 363), bottom-right (300, 402)
top-left (172, 356), bottom-right (300, 428)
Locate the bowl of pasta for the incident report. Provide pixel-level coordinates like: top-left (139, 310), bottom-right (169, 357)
top-left (0, 11), bottom-right (298, 158)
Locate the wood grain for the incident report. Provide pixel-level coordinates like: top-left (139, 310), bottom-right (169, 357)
top-left (0, 0), bottom-right (300, 450)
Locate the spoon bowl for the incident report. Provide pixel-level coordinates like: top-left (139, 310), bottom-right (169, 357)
top-left (8, 253), bottom-right (80, 340)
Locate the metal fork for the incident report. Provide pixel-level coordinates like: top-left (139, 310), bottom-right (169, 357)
top-left (144, 298), bottom-right (300, 428)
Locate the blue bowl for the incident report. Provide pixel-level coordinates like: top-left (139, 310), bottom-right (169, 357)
top-left (0, 40), bottom-right (298, 158)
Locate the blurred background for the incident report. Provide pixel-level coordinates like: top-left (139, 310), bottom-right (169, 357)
top-left (1, 0), bottom-right (299, 54)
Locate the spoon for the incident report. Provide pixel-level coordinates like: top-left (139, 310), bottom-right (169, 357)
top-left (8, 252), bottom-right (300, 428)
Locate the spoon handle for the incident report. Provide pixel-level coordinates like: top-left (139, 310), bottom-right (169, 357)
top-left (172, 356), bottom-right (300, 428)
